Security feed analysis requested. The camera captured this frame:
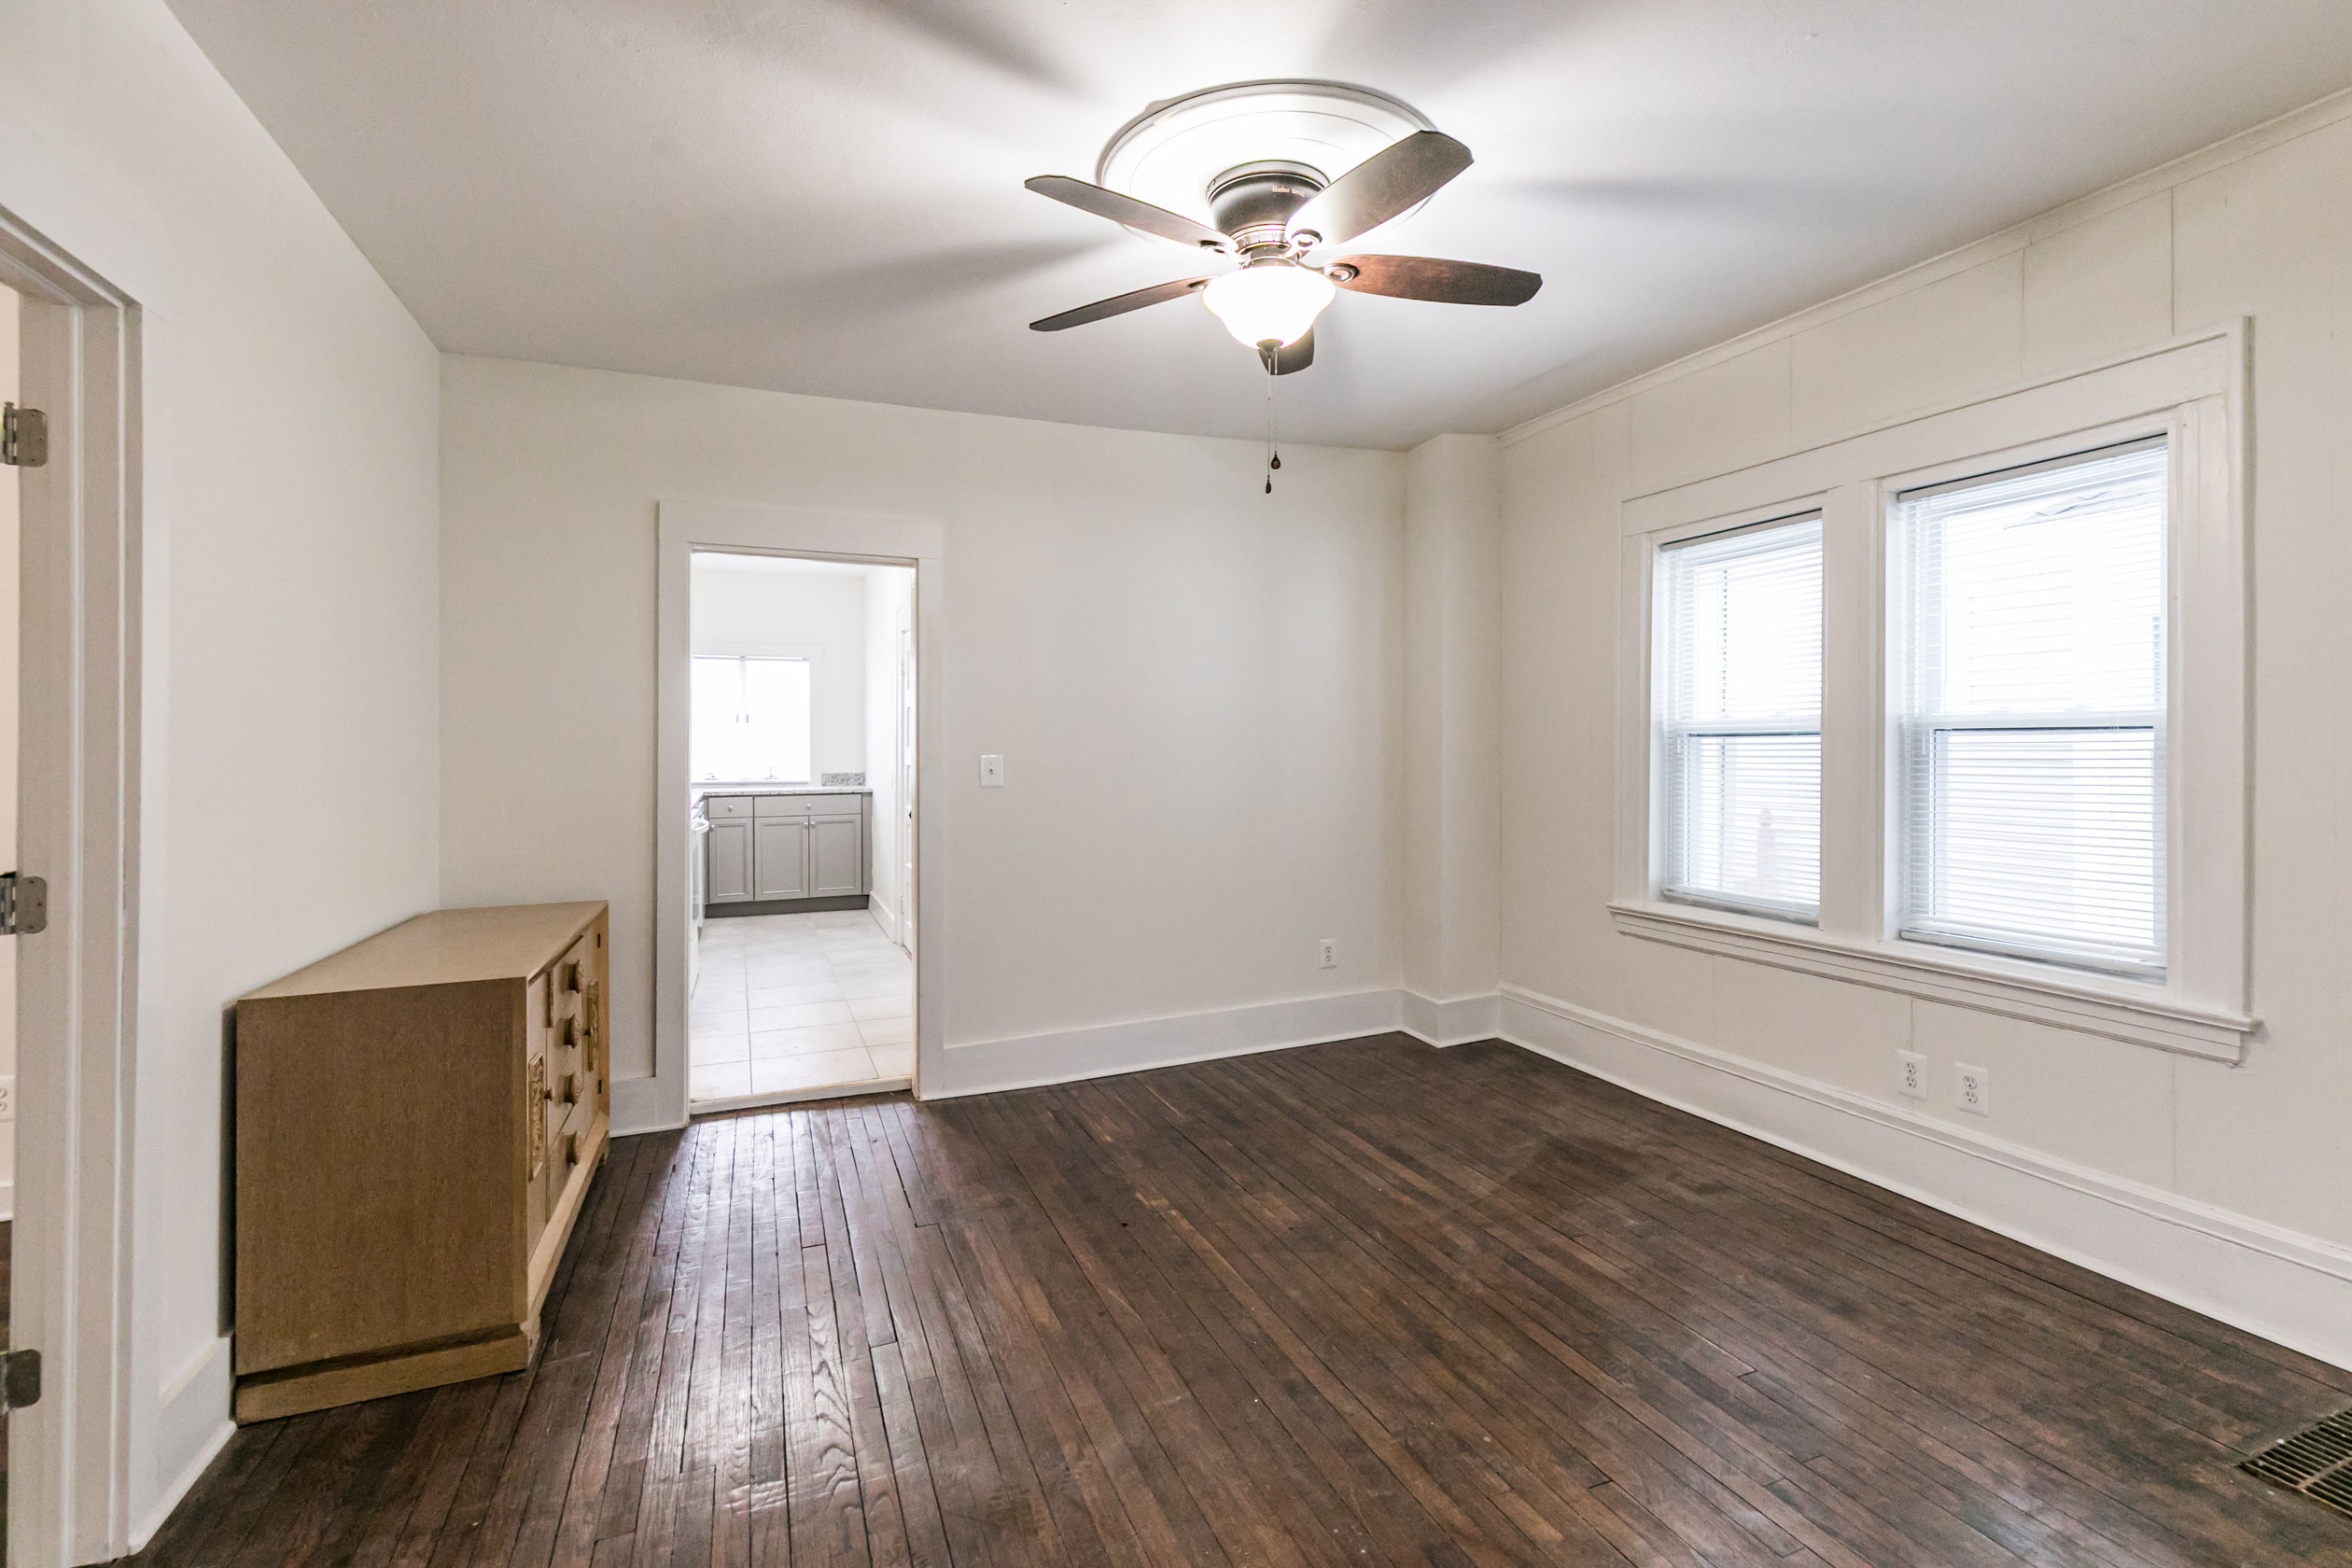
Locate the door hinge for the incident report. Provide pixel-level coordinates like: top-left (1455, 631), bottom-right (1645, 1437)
top-left (1, 1350), bottom-right (40, 1411)
top-left (1, 872), bottom-right (48, 935)
top-left (1, 402), bottom-right (48, 468)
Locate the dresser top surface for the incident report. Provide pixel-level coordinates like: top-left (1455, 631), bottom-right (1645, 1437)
top-left (241, 902), bottom-right (606, 1001)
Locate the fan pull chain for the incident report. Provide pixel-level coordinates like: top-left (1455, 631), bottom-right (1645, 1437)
top-left (1263, 347), bottom-right (1282, 494)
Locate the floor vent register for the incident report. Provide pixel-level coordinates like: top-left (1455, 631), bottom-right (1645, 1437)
top-left (2240, 1407), bottom-right (2352, 1519)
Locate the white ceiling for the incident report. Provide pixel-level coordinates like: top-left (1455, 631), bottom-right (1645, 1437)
top-left (169, 1), bottom-right (2352, 450)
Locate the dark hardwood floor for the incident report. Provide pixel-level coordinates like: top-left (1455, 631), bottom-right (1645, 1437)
top-left (4, 1215), bottom-right (11, 1559)
top-left (133, 1034), bottom-right (2352, 1567)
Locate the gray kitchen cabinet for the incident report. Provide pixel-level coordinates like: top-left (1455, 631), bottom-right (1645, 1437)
top-left (703, 792), bottom-right (868, 905)
top-left (706, 812), bottom-right (753, 902)
top-left (809, 808), bottom-right (863, 896)
top-left (754, 817), bottom-right (811, 899)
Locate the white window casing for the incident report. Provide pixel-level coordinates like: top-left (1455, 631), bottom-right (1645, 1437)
top-left (1611, 324), bottom-right (2253, 1061)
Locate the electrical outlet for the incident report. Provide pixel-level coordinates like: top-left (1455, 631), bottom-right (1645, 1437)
top-left (0, 1074), bottom-right (14, 1121)
top-left (1954, 1062), bottom-right (1991, 1116)
top-left (1896, 1050), bottom-right (1927, 1101)
top-left (978, 753), bottom-right (1005, 787)
top-left (1317, 937), bottom-right (1338, 970)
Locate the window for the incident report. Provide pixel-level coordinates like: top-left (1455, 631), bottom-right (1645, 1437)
top-left (1655, 515), bottom-right (1823, 921)
top-left (691, 654), bottom-right (813, 783)
top-left (1892, 440), bottom-right (2167, 977)
top-left (1611, 326), bottom-right (2249, 1057)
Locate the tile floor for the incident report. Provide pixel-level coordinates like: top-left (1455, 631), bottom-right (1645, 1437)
top-left (688, 907), bottom-right (913, 1104)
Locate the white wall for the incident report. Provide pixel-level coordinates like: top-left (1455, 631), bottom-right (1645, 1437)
top-left (1400, 434), bottom-right (1503, 1029)
top-left (1, 0), bottom-right (442, 1545)
top-left (863, 565), bottom-right (915, 942)
top-left (1496, 95), bottom-right (2352, 1365)
top-left (690, 562), bottom-right (865, 781)
top-left (441, 356), bottom-right (1403, 1093)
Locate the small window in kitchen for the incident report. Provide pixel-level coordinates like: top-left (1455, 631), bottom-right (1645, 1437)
top-left (691, 654), bottom-right (814, 783)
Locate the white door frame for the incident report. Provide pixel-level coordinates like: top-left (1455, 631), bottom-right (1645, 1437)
top-left (896, 604), bottom-right (916, 956)
top-left (640, 500), bottom-right (944, 1132)
top-left (2, 193), bottom-right (148, 1565)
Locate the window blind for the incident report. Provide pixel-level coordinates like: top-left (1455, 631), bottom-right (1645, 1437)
top-left (1656, 516), bottom-right (1823, 920)
top-left (1893, 439), bottom-right (2167, 977)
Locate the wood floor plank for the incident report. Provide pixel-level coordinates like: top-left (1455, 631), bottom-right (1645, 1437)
top-left (133, 1034), bottom-right (2352, 1568)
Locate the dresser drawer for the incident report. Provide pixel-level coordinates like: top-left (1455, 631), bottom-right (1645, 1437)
top-left (563, 1091), bottom-right (599, 1145)
top-left (552, 936), bottom-right (593, 1014)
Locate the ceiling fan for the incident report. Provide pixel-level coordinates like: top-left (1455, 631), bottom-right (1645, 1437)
top-left (1024, 129), bottom-right (1540, 373)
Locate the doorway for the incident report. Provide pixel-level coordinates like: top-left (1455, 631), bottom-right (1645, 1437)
top-left (0, 189), bottom-right (148, 1567)
top-left (682, 550), bottom-right (918, 1111)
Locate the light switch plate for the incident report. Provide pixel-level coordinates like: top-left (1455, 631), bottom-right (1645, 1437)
top-left (979, 754), bottom-right (1005, 787)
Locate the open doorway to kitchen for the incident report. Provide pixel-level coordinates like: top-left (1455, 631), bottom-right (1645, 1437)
top-left (685, 551), bottom-right (917, 1111)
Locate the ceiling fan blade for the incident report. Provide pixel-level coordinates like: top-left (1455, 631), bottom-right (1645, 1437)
top-left (1025, 175), bottom-right (1231, 252)
top-left (1257, 328), bottom-right (1314, 375)
top-left (1029, 275), bottom-right (1212, 332)
top-left (1329, 255), bottom-right (1541, 306)
top-left (1285, 131), bottom-right (1473, 250)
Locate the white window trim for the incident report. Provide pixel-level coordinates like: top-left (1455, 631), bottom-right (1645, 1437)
top-left (1612, 323), bottom-right (2253, 1062)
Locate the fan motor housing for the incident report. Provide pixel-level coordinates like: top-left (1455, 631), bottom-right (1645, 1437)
top-left (1095, 79), bottom-right (1435, 248)
top-left (1207, 161), bottom-right (1325, 253)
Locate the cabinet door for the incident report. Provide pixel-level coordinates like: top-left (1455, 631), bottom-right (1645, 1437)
top-left (809, 813), bottom-right (864, 896)
top-left (706, 818), bottom-right (753, 901)
top-left (755, 818), bottom-right (810, 899)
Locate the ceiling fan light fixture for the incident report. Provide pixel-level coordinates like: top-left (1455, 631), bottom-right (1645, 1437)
top-left (1201, 262), bottom-right (1336, 349)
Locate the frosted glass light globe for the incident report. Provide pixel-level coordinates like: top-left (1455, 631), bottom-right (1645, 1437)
top-left (1201, 263), bottom-right (1336, 348)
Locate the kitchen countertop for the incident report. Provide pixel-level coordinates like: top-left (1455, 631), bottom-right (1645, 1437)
top-left (692, 784), bottom-right (873, 796)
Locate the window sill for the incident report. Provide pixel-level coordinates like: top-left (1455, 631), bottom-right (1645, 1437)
top-left (1606, 900), bottom-right (2254, 1062)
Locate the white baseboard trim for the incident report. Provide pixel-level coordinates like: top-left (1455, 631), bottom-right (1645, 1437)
top-left (1496, 982), bottom-right (2352, 1374)
top-left (137, 1335), bottom-right (235, 1550)
top-left (0, 1179), bottom-right (13, 1223)
top-left (1399, 990), bottom-right (1501, 1047)
top-left (918, 988), bottom-right (1407, 1100)
top-left (610, 1072), bottom-right (683, 1136)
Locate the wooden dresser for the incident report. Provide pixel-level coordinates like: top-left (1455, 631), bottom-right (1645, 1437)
top-left (232, 901), bottom-right (611, 1421)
